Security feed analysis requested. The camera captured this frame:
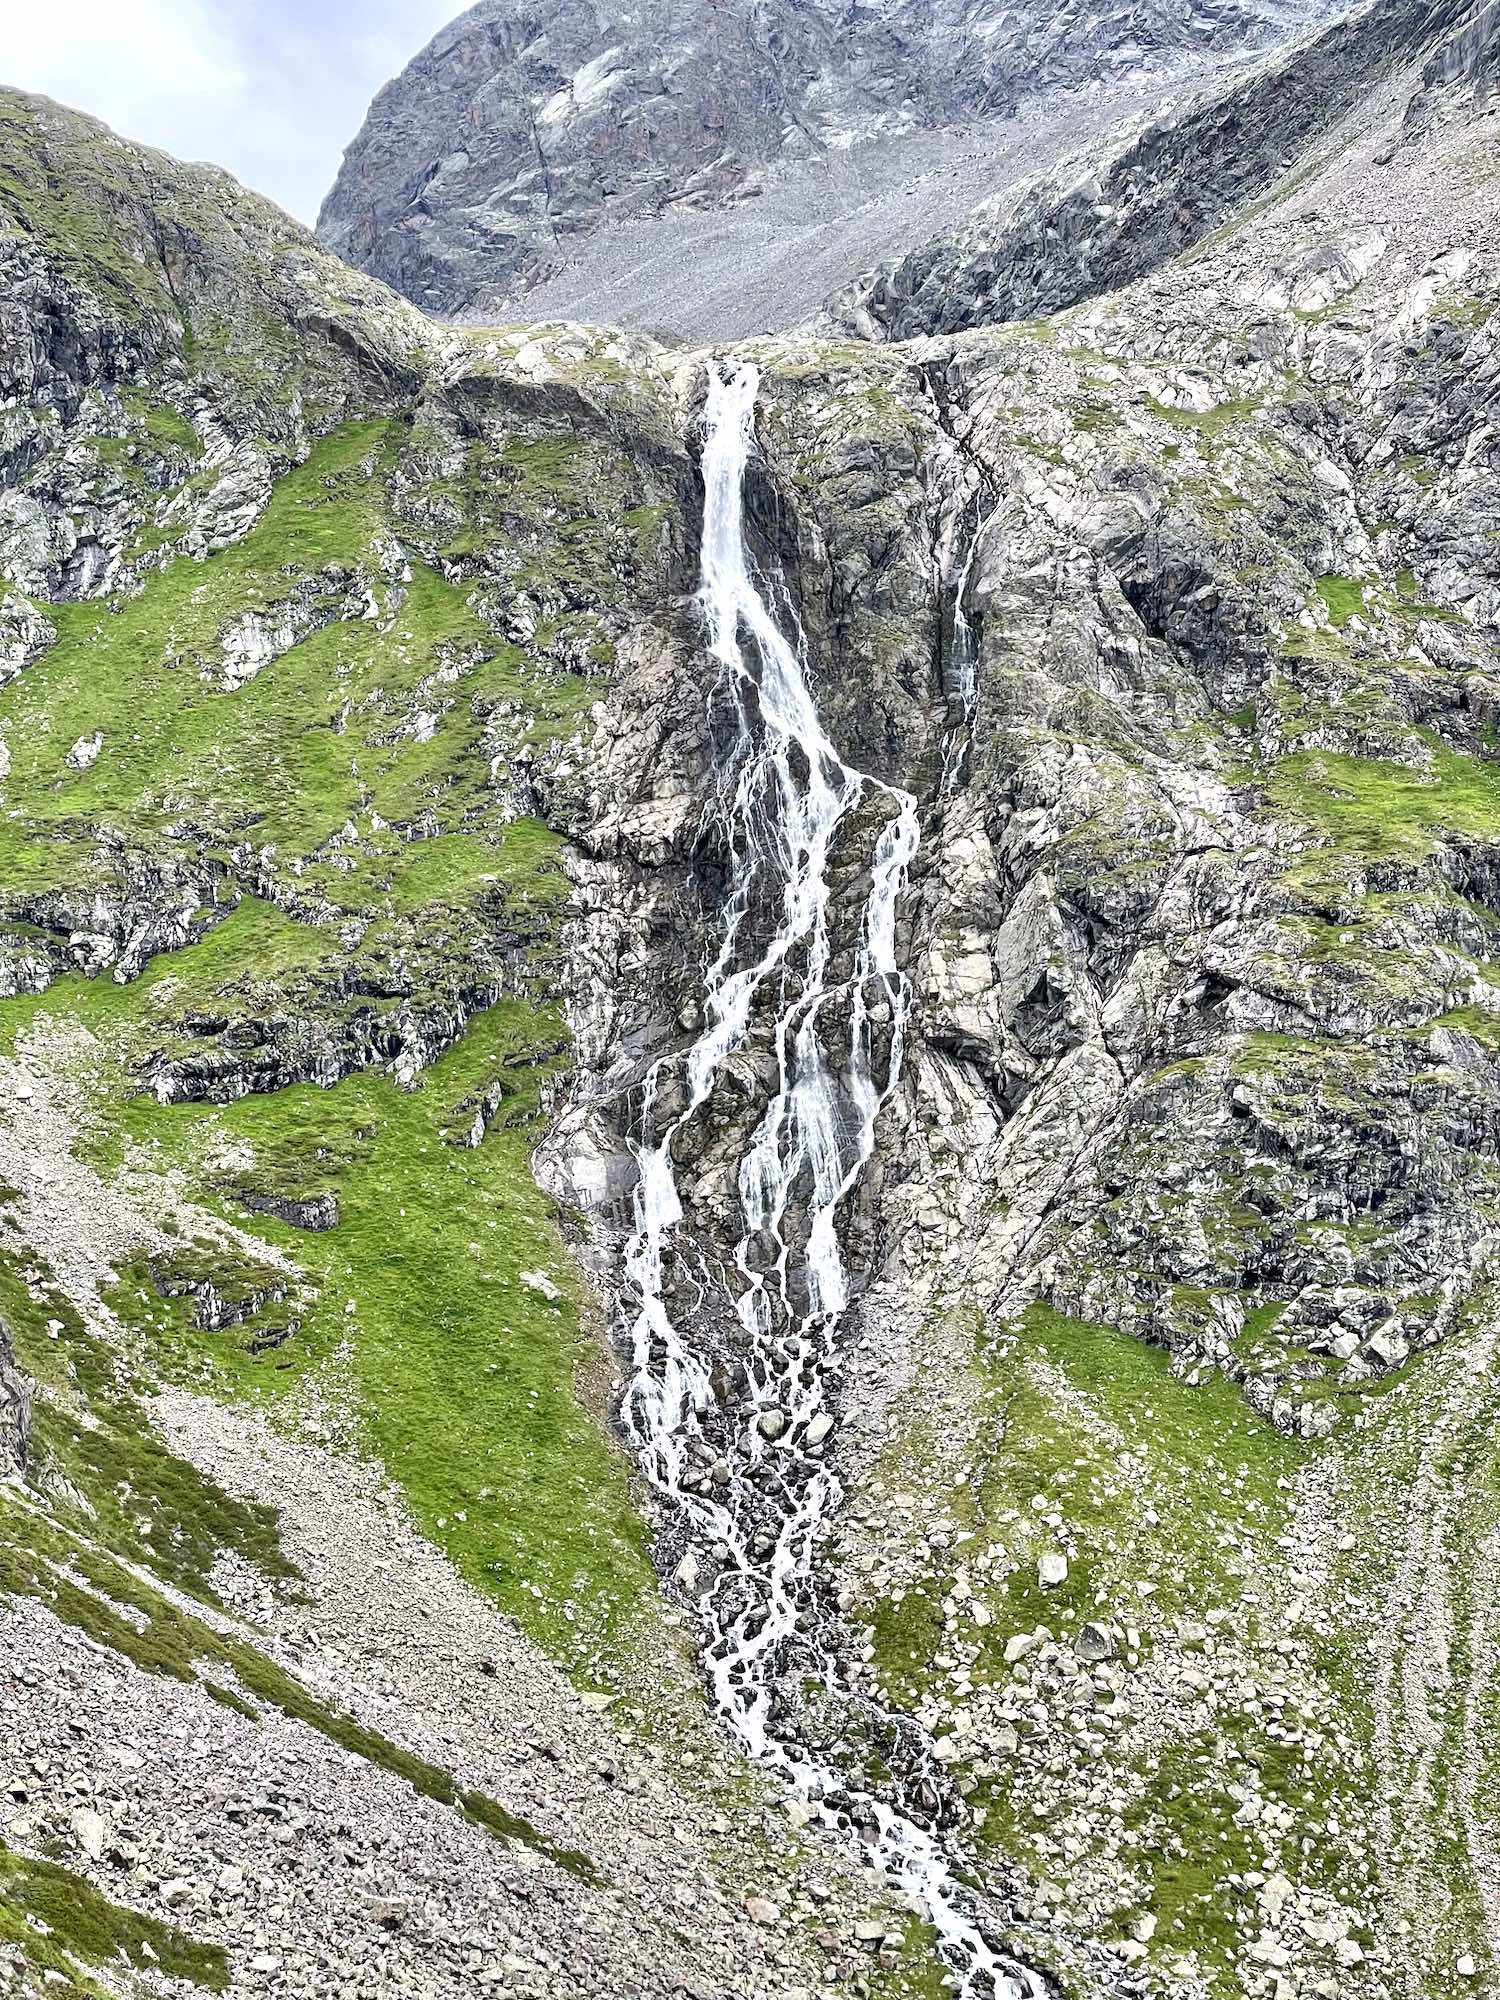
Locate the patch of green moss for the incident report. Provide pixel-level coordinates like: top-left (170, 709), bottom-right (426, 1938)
top-left (1432, 295), bottom-right (1495, 330)
top-left (1118, 1736), bottom-right (1260, 1970)
top-left (1011, 434), bottom-right (1067, 468)
top-left (866, 1915), bottom-right (964, 1998)
top-left (0, 1842), bottom-right (229, 1994)
top-left (118, 391), bottom-right (203, 460)
top-left (1142, 393), bottom-right (1261, 440)
top-left (1265, 738), bottom-right (1500, 862)
top-left (1230, 1028), bottom-right (1387, 1109)
top-left (1072, 401), bottom-right (1122, 434)
top-left (1429, 1004), bottom-right (1500, 1051)
top-left (1315, 574), bottom-right (1367, 628)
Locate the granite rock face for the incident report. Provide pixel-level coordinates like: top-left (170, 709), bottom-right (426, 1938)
top-left (316, 0), bottom-right (1333, 322)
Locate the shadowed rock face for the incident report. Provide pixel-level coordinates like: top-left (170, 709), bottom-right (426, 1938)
top-left (822, 0), bottom-right (1489, 340)
top-left (316, 0), bottom-right (1334, 322)
top-left (0, 1322), bottom-right (28, 1477)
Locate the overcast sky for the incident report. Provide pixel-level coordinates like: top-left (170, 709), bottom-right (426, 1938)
top-left (5, 0), bottom-right (464, 226)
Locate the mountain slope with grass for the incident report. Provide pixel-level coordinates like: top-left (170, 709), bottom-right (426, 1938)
top-left (3, 3), bottom-right (1500, 1996)
top-left (0, 87), bottom-right (937, 2000)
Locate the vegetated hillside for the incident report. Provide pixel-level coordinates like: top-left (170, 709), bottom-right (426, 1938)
top-left (0, 85), bottom-right (936, 2000)
top-left (2, 0), bottom-right (1500, 1990)
top-left (315, 0), bottom-right (1334, 328)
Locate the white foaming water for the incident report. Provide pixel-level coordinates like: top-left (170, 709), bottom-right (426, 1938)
top-left (618, 360), bottom-right (1039, 1999)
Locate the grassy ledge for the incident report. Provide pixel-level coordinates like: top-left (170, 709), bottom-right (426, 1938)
top-left (0, 1842), bottom-right (230, 1998)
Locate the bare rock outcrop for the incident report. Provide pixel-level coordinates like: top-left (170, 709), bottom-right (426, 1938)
top-left (0, 1319), bottom-right (29, 1477)
top-left (316, 0), bottom-right (1335, 323)
top-left (823, 0), bottom-right (1491, 339)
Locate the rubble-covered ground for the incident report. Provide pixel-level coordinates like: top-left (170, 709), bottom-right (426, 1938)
top-left (315, 0), bottom-right (1332, 323)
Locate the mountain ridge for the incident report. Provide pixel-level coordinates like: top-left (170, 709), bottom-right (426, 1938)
top-left (315, 0), bottom-right (1339, 328)
top-left (821, 0), bottom-right (1485, 340)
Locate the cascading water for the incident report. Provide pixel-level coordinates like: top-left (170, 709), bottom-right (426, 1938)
top-left (617, 359), bottom-right (1041, 2000)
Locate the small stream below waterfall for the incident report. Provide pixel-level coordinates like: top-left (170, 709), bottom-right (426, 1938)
top-left (616, 360), bottom-right (1042, 1999)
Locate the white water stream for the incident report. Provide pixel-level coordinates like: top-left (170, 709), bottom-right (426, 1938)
top-left (617, 360), bottom-right (1040, 1998)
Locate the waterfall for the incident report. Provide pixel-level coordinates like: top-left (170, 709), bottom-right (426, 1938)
top-left (617, 359), bottom-right (1039, 1999)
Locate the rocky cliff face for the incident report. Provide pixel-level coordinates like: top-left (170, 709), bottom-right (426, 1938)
top-left (316, 0), bottom-right (1333, 327)
top-left (3, 3), bottom-right (1500, 1997)
top-left (545, 0), bottom-right (1500, 1988)
top-left (822, 0), bottom-right (1476, 339)
top-left (0, 1317), bottom-right (29, 1477)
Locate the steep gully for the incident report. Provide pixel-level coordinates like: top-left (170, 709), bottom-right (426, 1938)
top-left (614, 362), bottom-right (1040, 1998)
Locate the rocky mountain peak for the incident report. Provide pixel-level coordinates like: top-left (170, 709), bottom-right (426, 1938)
top-left (316, 0), bottom-right (1337, 328)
